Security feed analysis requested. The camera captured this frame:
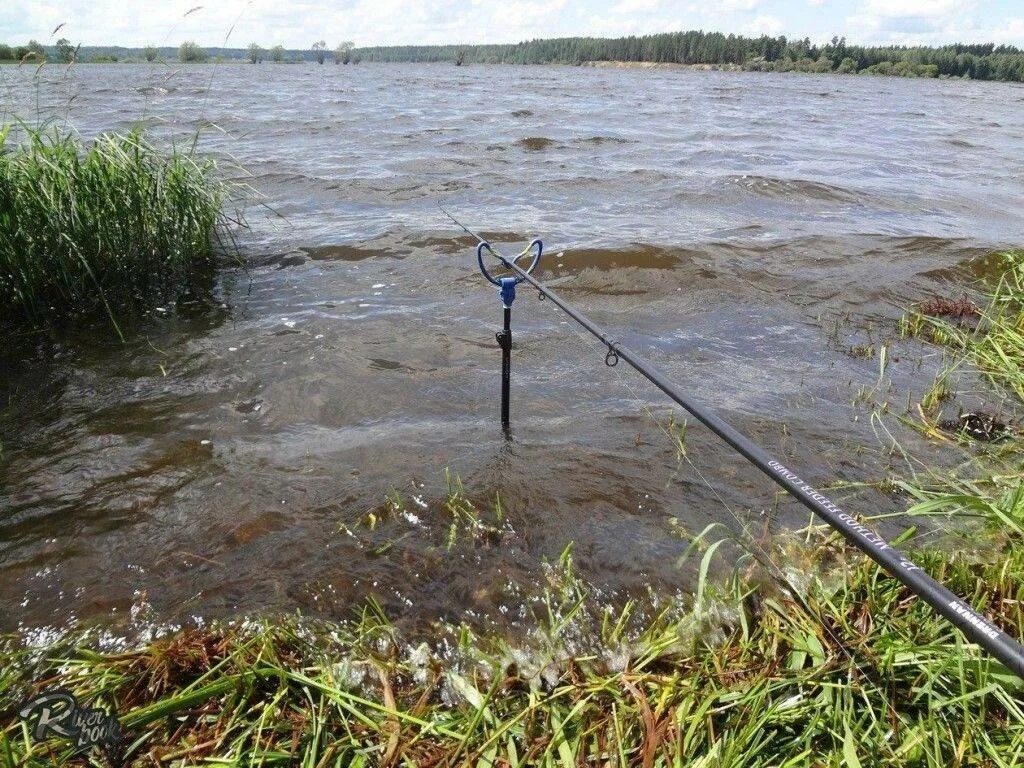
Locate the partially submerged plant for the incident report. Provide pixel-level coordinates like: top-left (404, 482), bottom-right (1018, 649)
top-left (0, 125), bottom-right (237, 335)
top-left (921, 374), bottom-right (952, 412)
top-left (918, 294), bottom-right (981, 322)
top-left (906, 253), bottom-right (1024, 400)
top-left (345, 471), bottom-right (509, 555)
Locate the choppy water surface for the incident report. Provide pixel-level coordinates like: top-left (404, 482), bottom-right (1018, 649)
top-left (1, 63), bottom-right (1022, 634)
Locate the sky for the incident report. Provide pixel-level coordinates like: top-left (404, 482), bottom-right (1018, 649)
top-left (2, 0), bottom-right (1022, 50)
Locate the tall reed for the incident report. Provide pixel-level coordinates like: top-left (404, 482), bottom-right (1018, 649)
top-left (0, 125), bottom-right (231, 333)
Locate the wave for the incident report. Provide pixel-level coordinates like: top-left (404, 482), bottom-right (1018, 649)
top-left (574, 135), bottom-right (630, 145)
top-left (516, 136), bottom-right (556, 151)
top-left (302, 244), bottom-right (400, 261)
top-left (727, 175), bottom-right (861, 204)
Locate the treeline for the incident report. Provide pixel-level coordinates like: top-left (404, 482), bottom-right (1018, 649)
top-left (5, 31), bottom-right (1022, 81)
top-left (0, 42), bottom-right (360, 65)
top-left (0, 40), bottom-right (46, 61)
top-left (355, 31), bottom-right (1024, 82)
top-left (0, 43), bottom-right (242, 63)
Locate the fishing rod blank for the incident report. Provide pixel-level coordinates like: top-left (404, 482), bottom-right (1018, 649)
top-left (473, 238), bottom-right (1024, 679)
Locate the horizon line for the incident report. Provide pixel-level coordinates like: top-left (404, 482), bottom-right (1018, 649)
top-left (4, 28), bottom-right (1021, 53)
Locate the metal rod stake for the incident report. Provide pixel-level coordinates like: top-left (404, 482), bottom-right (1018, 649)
top-left (497, 306), bottom-right (511, 432)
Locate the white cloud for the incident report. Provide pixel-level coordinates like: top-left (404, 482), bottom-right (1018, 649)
top-left (990, 18), bottom-right (1024, 45)
top-left (741, 14), bottom-right (785, 36)
top-left (612, 0), bottom-right (663, 13)
top-left (862, 0), bottom-right (963, 18)
top-left (0, 0), bottom-right (466, 48)
top-left (0, 0), bottom-right (1019, 49)
top-left (491, 0), bottom-right (568, 31)
top-left (720, 0), bottom-right (761, 11)
top-left (845, 0), bottom-right (986, 46)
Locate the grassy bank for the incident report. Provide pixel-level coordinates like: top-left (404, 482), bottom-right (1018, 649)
top-left (0, 127), bottom-right (232, 334)
top-left (2, 541), bottom-right (1024, 767)
top-left (3, 254), bottom-right (1024, 766)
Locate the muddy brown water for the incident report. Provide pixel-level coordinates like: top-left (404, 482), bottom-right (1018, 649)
top-left (1, 64), bottom-right (1023, 636)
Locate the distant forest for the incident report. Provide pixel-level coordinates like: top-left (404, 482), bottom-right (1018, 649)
top-left (0, 41), bottom-right (359, 65)
top-left (2, 30), bottom-right (1022, 82)
top-left (357, 32), bottom-right (1024, 82)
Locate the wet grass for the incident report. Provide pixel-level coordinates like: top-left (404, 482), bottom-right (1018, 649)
top-left (3, 539), bottom-right (1024, 767)
top-left (894, 250), bottom-right (1024, 561)
top-left (903, 252), bottom-right (1024, 399)
top-left (5, 252), bottom-right (1024, 765)
top-left (0, 126), bottom-right (234, 335)
top-left (957, 254), bottom-right (1024, 400)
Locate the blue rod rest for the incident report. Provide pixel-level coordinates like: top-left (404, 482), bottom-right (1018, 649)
top-left (477, 239), bottom-right (543, 290)
top-left (499, 277), bottom-right (517, 308)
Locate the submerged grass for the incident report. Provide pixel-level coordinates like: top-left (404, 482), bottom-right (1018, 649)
top-left (903, 251), bottom-right (1024, 400)
top-left (0, 125), bottom-right (234, 333)
top-left (5, 252), bottom-right (1024, 765)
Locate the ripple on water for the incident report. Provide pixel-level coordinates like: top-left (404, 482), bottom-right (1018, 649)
top-left (0, 63), bottom-right (1022, 635)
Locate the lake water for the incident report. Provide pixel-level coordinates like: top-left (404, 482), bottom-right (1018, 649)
top-left (1, 63), bottom-right (1022, 635)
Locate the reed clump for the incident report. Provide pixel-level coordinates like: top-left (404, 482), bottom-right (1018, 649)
top-left (0, 126), bottom-right (232, 332)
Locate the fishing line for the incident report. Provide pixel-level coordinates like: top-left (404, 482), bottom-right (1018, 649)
top-left (431, 205), bottom-right (509, 416)
top-left (432, 277), bottom-right (490, 416)
top-left (451, 209), bottom-right (1024, 679)
top-left (459, 215), bottom-right (855, 642)
top-left (605, 347), bottom-right (882, 668)
top-left (533, 272), bottom-right (917, 726)
top-left (567, 316), bottom-right (845, 635)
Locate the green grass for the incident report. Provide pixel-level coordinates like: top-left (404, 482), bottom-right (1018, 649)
top-left (0, 125), bottom-right (233, 334)
top-left (959, 253), bottom-right (1024, 400)
top-left (903, 252), bottom-right (1024, 400)
top-left (2, 540), bottom-right (1023, 766)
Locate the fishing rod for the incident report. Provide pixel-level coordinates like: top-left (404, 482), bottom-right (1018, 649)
top-left (456, 219), bottom-right (1024, 678)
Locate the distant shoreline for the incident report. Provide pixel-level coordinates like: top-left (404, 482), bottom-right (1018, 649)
top-left (1, 59), bottom-right (1012, 86)
top-left (579, 60), bottom-right (743, 72)
top-left (1, 28), bottom-right (1021, 82)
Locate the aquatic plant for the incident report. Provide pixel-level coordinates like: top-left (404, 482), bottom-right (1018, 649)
top-left (919, 294), bottom-right (981, 322)
top-left (4, 242), bottom-right (1024, 765)
top-left (0, 126), bottom-right (233, 333)
top-left (909, 252), bottom-right (1024, 400)
top-left (959, 253), bottom-right (1024, 400)
top-left (892, 251), bottom-right (1024, 560)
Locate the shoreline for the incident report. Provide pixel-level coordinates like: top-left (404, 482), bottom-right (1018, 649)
top-left (0, 59), bottom-right (998, 86)
top-left (580, 60), bottom-right (743, 71)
